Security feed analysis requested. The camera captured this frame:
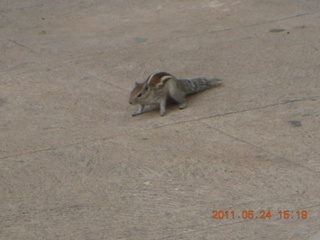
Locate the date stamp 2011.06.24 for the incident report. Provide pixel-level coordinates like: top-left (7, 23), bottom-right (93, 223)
top-left (212, 210), bottom-right (308, 220)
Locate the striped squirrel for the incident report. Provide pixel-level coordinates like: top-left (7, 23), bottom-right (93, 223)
top-left (129, 72), bottom-right (222, 116)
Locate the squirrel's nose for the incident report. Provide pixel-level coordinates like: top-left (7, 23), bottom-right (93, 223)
top-left (129, 101), bottom-right (132, 104)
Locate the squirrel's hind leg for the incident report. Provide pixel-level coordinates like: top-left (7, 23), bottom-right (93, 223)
top-left (171, 92), bottom-right (187, 109)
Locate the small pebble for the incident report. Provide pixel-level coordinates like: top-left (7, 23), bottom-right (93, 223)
top-left (288, 120), bottom-right (302, 127)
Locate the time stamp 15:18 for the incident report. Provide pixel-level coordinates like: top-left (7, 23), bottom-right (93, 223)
top-left (212, 210), bottom-right (308, 220)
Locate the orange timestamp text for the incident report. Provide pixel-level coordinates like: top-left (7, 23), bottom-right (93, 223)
top-left (212, 210), bottom-right (308, 220)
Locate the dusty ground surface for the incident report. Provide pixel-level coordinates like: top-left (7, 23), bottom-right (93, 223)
top-left (1, 0), bottom-right (320, 239)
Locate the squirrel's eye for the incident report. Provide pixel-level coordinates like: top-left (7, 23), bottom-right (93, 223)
top-left (137, 93), bottom-right (142, 98)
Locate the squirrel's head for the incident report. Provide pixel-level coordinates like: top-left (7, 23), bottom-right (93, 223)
top-left (129, 82), bottom-right (149, 105)
top-left (129, 72), bottom-right (174, 105)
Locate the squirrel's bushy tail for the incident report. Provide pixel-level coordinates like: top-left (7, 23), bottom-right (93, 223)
top-left (181, 77), bottom-right (222, 95)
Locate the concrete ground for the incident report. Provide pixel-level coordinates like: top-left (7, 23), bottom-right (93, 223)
top-left (1, 0), bottom-right (320, 239)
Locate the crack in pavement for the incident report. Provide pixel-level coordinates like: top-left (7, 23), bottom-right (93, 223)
top-left (0, 95), bottom-right (318, 161)
top-left (8, 39), bottom-right (35, 53)
top-left (152, 96), bottom-right (319, 130)
top-left (164, 12), bottom-right (310, 41)
top-left (201, 121), bottom-right (319, 175)
top-left (0, 12), bottom-right (310, 77)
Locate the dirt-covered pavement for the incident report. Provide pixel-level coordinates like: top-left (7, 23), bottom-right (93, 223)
top-left (1, 0), bottom-right (320, 239)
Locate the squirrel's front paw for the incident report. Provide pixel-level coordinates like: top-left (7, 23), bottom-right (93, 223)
top-left (178, 103), bottom-right (187, 109)
top-left (132, 112), bottom-right (142, 117)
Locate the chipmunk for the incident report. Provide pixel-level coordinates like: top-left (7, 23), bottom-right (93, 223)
top-left (129, 72), bottom-right (222, 116)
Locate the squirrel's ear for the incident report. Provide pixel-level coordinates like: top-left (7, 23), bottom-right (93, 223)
top-left (144, 83), bottom-right (149, 91)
